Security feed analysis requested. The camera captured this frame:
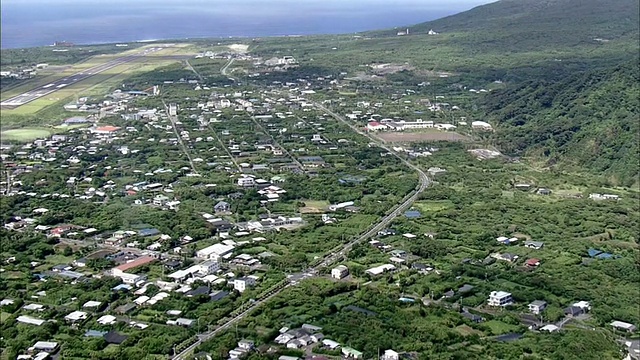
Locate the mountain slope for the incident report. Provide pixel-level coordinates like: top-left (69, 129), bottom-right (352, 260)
top-left (408, 0), bottom-right (639, 51)
top-left (484, 58), bottom-right (640, 186)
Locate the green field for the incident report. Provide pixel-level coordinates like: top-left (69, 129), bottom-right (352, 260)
top-left (1, 128), bottom-right (51, 141)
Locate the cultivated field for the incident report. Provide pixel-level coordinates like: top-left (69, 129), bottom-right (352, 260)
top-left (299, 200), bottom-right (330, 214)
top-left (374, 130), bottom-right (469, 142)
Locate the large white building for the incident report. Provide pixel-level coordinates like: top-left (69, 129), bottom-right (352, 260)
top-left (488, 291), bottom-right (513, 307)
top-left (387, 120), bottom-right (434, 131)
top-left (365, 264), bottom-right (396, 276)
top-left (196, 243), bottom-right (235, 260)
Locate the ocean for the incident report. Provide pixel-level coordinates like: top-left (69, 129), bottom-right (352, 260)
top-left (1, 0), bottom-right (491, 49)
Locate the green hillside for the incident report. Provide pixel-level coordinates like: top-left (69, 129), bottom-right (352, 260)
top-left (408, 0), bottom-right (639, 51)
top-left (484, 58), bottom-right (640, 187)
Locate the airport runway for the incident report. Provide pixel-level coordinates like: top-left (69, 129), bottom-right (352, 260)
top-left (1, 47), bottom-right (166, 108)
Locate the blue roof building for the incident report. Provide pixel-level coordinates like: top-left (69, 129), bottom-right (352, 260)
top-left (404, 210), bottom-right (421, 219)
top-left (587, 248), bottom-right (603, 257)
top-left (138, 228), bottom-right (160, 237)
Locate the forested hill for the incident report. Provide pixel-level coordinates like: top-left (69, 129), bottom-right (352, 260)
top-left (484, 59), bottom-right (640, 187)
top-left (407, 0), bottom-right (639, 50)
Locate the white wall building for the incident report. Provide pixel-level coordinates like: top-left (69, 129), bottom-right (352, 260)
top-left (234, 277), bottom-right (256, 293)
top-left (331, 265), bottom-right (349, 279)
top-left (528, 300), bottom-right (547, 314)
top-left (197, 260), bottom-right (220, 275)
top-left (382, 349), bottom-right (400, 360)
top-left (237, 176), bottom-right (255, 187)
top-left (488, 291), bottom-right (513, 307)
top-left (196, 243), bottom-right (235, 260)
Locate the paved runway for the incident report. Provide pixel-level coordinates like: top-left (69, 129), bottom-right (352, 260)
top-left (1, 47), bottom-right (165, 108)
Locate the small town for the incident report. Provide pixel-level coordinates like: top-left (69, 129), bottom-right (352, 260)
top-left (1, 1), bottom-right (638, 359)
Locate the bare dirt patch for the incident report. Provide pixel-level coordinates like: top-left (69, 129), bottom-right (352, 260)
top-left (375, 131), bottom-right (469, 142)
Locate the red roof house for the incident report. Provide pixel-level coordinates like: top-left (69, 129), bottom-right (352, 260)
top-left (113, 256), bottom-right (156, 273)
top-left (525, 258), bottom-right (541, 267)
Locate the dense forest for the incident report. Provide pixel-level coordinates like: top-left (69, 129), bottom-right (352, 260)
top-left (406, 0), bottom-right (639, 51)
top-left (484, 58), bottom-right (640, 187)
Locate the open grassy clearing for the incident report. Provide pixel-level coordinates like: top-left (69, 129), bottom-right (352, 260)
top-left (413, 200), bottom-right (453, 212)
top-left (299, 199), bottom-right (330, 213)
top-left (1, 128), bottom-right (52, 141)
top-left (375, 130), bottom-right (469, 142)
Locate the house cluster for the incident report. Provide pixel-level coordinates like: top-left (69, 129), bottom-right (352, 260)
top-left (0, 64), bottom-right (46, 79)
top-left (357, 228), bottom-right (437, 276)
top-left (274, 324), bottom-right (326, 350)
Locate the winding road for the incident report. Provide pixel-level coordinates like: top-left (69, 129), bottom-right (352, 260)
top-left (172, 102), bottom-right (431, 360)
top-left (221, 58), bottom-right (236, 81)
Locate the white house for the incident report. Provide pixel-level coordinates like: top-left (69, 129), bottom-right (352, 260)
top-left (65, 311), bottom-right (88, 323)
top-left (471, 121), bottom-right (493, 130)
top-left (16, 315), bottom-right (45, 326)
top-left (97, 315), bottom-right (117, 325)
top-left (540, 324), bottom-right (559, 332)
top-left (331, 265), bottom-right (349, 279)
top-left (237, 176), bottom-right (255, 187)
top-left (234, 277), bottom-right (256, 293)
top-left (488, 291), bottom-right (513, 307)
top-left (611, 321), bottom-right (637, 333)
top-left (382, 349), bottom-right (399, 360)
top-left (528, 300), bottom-right (547, 315)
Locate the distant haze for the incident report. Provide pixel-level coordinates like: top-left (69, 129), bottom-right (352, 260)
top-left (1, 0), bottom-right (495, 49)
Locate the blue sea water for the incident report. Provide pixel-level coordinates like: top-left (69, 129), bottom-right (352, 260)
top-left (1, 0), bottom-right (492, 49)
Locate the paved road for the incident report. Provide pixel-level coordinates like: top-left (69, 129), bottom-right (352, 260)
top-left (220, 58), bottom-right (235, 81)
top-left (172, 103), bottom-right (431, 360)
top-left (162, 100), bottom-right (198, 174)
top-left (1, 47), bottom-right (165, 108)
top-left (173, 283), bottom-right (290, 359)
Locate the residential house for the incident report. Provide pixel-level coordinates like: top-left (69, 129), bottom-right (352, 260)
top-left (540, 324), bottom-right (560, 332)
top-left (322, 339), bottom-right (341, 350)
top-left (234, 277), bottom-right (256, 293)
top-left (488, 291), bottom-right (513, 307)
top-left (528, 300), bottom-right (547, 315)
top-left (214, 201), bottom-right (231, 213)
top-left (30, 341), bottom-right (59, 353)
top-left (65, 311), bottom-right (88, 323)
top-left (381, 350), bottom-right (399, 360)
top-left (525, 258), bottom-right (541, 267)
top-left (611, 321), bottom-right (637, 333)
top-left (524, 241), bottom-right (544, 249)
top-left (492, 253), bottom-right (519, 263)
top-left (564, 301), bottom-right (591, 317)
top-left (342, 347), bottom-right (363, 359)
top-left (331, 265), bottom-right (349, 279)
